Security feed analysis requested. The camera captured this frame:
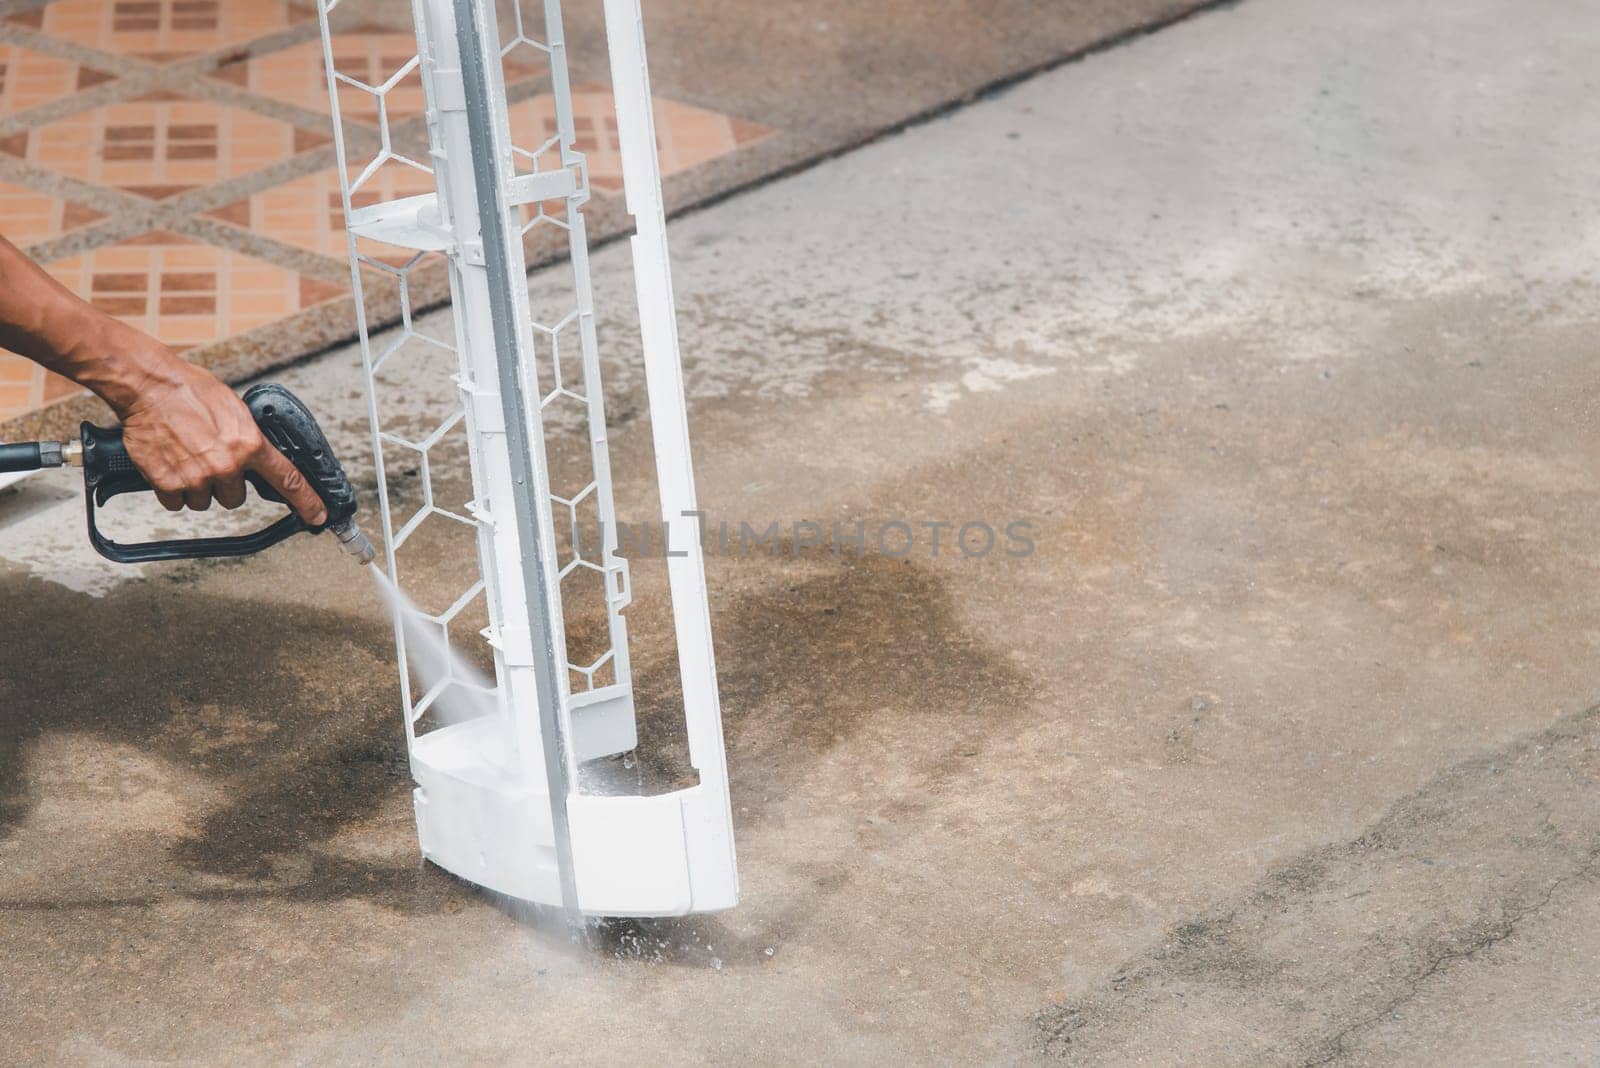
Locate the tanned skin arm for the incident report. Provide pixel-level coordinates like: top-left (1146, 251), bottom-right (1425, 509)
top-left (0, 236), bottom-right (325, 523)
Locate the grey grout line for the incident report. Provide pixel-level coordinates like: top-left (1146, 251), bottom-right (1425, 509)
top-left (156, 147), bottom-right (343, 216)
top-left (0, 74), bottom-right (154, 140)
top-left (0, 146), bottom-right (346, 269)
top-left (22, 214), bottom-right (162, 264)
top-left (0, 16), bottom-right (327, 138)
top-left (159, 20), bottom-right (324, 75)
top-left (0, 11), bottom-right (323, 76)
top-left (0, 74), bottom-right (166, 137)
top-left (0, 0), bottom-right (52, 19)
top-left (0, 71), bottom-right (144, 137)
top-left (0, 153), bottom-right (159, 216)
top-left (0, 23), bottom-right (154, 76)
top-left (3, 147), bottom-right (346, 232)
top-left (185, 77), bottom-right (337, 134)
top-left (170, 215), bottom-right (353, 285)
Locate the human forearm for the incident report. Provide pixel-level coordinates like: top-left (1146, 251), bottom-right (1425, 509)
top-left (0, 235), bottom-right (325, 523)
top-left (0, 234), bottom-right (186, 416)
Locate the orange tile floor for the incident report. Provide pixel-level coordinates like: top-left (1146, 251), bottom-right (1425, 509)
top-left (0, 0), bottom-right (772, 427)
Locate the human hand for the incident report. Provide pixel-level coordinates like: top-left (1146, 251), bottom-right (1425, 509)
top-left (0, 236), bottom-right (327, 524)
top-left (116, 356), bottom-right (328, 524)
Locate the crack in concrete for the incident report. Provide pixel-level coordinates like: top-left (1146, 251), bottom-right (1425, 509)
top-left (1302, 839), bottom-right (1600, 1066)
top-left (1032, 704), bottom-right (1600, 1063)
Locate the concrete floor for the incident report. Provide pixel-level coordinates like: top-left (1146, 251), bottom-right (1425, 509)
top-left (4, 0), bottom-right (1600, 1061)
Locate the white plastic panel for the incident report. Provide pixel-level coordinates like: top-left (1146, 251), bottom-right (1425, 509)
top-left (317, 0), bottom-right (737, 916)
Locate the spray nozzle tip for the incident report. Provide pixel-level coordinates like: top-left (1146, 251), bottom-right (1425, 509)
top-left (331, 519), bottom-right (377, 565)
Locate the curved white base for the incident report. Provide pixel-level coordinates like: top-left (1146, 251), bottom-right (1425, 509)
top-left (411, 719), bottom-right (737, 916)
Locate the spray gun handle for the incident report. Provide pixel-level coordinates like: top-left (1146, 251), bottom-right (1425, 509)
top-left (81, 383), bottom-right (362, 564)
top-left (240, 383), bottom-right (359, 530)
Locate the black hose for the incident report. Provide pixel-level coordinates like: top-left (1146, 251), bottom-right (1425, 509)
top-left (0, 442), bottom-right (43, 474)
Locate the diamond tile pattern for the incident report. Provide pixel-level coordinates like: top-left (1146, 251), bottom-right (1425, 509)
top-left (0, 0), bottom-right (775, 428)
top-left (9, 0), bottom-right (314, 63)
top-left (211, 91), bottom-right (774, 263)
top-left (211, 31), bottom-right (543, 124)
top-left (0, 231), bottom-right (345, 409)
top-left (0, 40), bottom-right (113, 114)
top-left (507, 87), bottom-right (772, 194)
top-left (208, 163), bottom-right (438, 264)
top-left (5, 92), bottom-right (325, 199)
top-left (47, 232), bottom-right (343, 350)
top-left (0, 351), bottom-right (82, 416)
top-left (0, 180), bottom-right (103, 246)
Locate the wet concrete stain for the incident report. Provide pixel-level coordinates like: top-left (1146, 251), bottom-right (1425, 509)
top-left (584, 541), bottom-right (1040, 810)
top-left (0, 526), bottom-right (1036, 933)
top-left (1030, 702), bottom-right (1600, 1064)
top-left (0, 567), bottom-right (433, 895)
top-left (568, 543), bottom-right (1044, 962)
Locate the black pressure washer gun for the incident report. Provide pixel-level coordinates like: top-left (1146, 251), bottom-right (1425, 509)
top-left (0, 383), bottom-right (375, 566)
